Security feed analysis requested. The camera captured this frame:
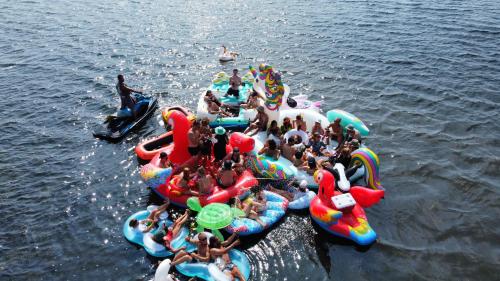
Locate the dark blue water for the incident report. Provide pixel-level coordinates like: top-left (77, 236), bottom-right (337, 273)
top-left (1, 0), bottom-right (499, 280)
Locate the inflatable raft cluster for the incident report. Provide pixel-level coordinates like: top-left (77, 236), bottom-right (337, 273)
top-left (125, 64), bottom-right (386, 281)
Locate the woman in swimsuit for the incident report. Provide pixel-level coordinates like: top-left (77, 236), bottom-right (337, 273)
top-left (209, 234), bottom-right (246, 281)
top-left (228, 197), bottom-right (266, 227)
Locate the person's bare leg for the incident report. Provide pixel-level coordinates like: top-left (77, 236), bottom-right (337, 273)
top-left (172, 250), bottom-right (188, 264)
top-left (170, 254), bottom-right (192, 266)
top-left (232, 267), bottom-right (245, 281)
top-left (242, 202), bottom-right (253, 217)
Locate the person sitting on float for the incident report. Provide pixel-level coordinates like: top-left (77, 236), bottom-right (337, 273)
top-left (326, 117), bottom-right (344, 145)
top-left (292, 134), bottom-right (306, 152)
top-left (281, 137), bottom-right (296, 162)
top-left (170, 232), bottom-right (211, 267)
top-left (175, 167), bottom-right (194, 195)
top-left (266, 120), bottom-right (282, 146)
top-left (128, 199), bottom-right (171, 233)
top-left (258, 139), bottom-right (281, 160)
top-left (301, 156), bottom-right (318, 175)
top-left (250, 186), bottom-right (267, 214)
top-left (311, 121), bottom-right (325, 136)
top-left (204, 90), bottom-right (221, 106)
top-left (266, 180), bottom-right (309, 202)
top-left (240, 90), bottom-right (262, 109)
top-left (349, 139), bottom-right (361, 152)
top-left (116, 74), bottom-right (143, 118)
top-left (243, 106), bottom-right (269, 136)
top-left (209, 235), bottom-right (246, 281)
top-left (308, 132), bottom-right (328, 157)
top-left (193, 167), bottom-right (214, 196)
top-left (333, 144), bottom-right (353, 168)
top-left (145, 209), bottom-right (191, 251)
top-left (217, 160), bottom-right (238, 189)
top-left (206, 98), bottom-right (233, 117)
top-left (292, 150), bottom-right (305, 167)
top-left (188, 120), bottom-right (201, 157)
top-left (344, 124), bottom-right (362, 144)
top-left (280, 117), bottom-right (293, 135)
top-left (293, 115), bottom-right (307, 132)
top-left (223, 147), bottom-right (245, 174)
top-left (213, 126), bottom-right (229, 163)
top-left (159, 152), bottom-right (173, 169)
top-left (228, 196), bottom-right (266, 227)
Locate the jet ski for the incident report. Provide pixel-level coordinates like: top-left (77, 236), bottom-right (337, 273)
top-left (93, 94), bottom-right (158, 142)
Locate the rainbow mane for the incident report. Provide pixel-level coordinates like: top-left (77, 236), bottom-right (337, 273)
top-left (249, 64), bottom-right (285, 111)
top-left (140, 164), bottom-right (172, 189)
top-left (246, 154), bottom-right (288, 180)
top-left (350, 148), bottom-right (383, 190)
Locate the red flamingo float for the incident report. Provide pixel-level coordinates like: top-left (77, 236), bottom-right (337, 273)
top-left (140, 108), bottom-right (258, 207)
top-left (309, 169), bottom-right (384, 245)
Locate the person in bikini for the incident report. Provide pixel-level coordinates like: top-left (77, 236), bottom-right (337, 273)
top-left (217, 160), bottom-right (238, 189)
top-left (209, 234), bottom-right (246, 281)
top-left (229, 196), bottom-right (266, 227)
top-left (250, 186), bottom-right (267, 216)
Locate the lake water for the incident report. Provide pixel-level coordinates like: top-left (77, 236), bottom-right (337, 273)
top-left (1, 0), bottom-right (499, 280)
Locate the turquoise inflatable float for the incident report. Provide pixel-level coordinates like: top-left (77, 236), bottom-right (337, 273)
top-left (225, 191), bottom-right (288, 235)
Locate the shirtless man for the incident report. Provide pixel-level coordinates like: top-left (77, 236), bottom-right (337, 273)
top-left (175, 167), bottom-right (193, 195)
top-left (170, 232), bottom-right (210, 266)
top-left (116, 74), bottom-right (143, 118)
top-left (243, 106), bottom-right (269, 137)
top-left (195, 167), bottom-right (213, 195)
top-left (293, 115), bottom-right (307, 132)
top-left (326, 118), bottom-right (344, 145)
top-left (217, 160), bottom-right (238, 188)
top-left (226, 69), bottom-right (241, 98)
top-left (187, 120), bottom-right (201, 157)
top-left (281, 137), bottom-right (296, 161)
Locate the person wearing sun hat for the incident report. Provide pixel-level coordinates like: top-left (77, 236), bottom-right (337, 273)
top-left (213, 126), bottom-right (229, 162)
top-left (344, 124), bottom-right (361, 144)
